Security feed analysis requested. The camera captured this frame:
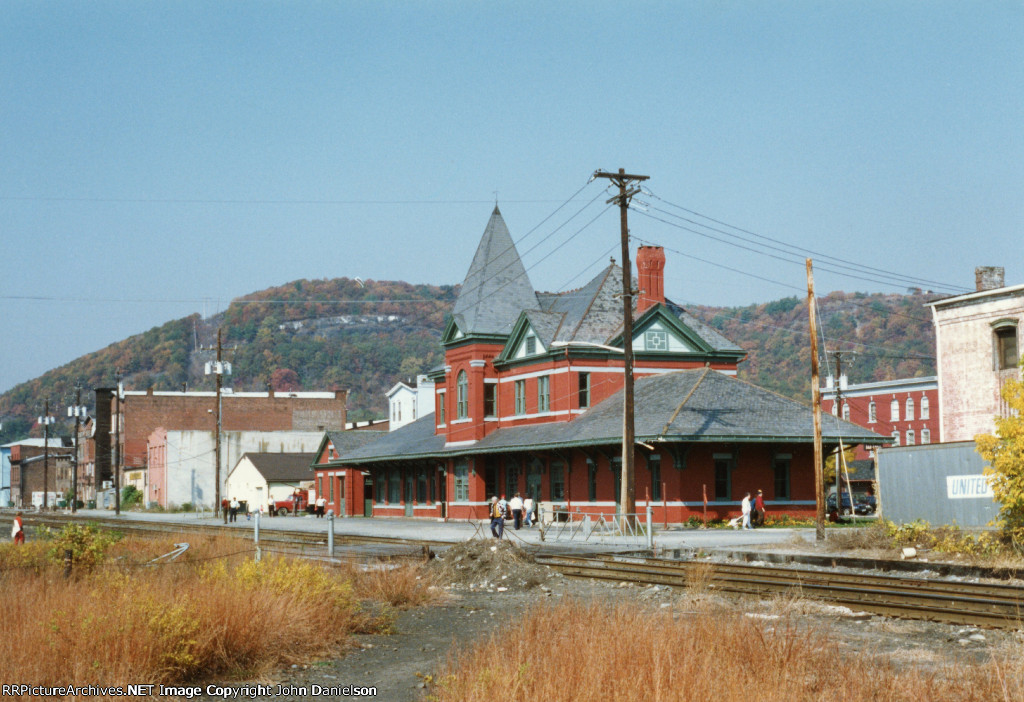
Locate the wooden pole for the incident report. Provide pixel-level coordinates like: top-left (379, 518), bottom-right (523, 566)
top-left (807, 259), bottom-right (825, 541)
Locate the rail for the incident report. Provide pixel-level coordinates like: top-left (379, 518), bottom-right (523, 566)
top-left (535, 553), bottom-right (1024, 629)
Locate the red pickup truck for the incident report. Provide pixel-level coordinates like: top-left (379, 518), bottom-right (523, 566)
top-left (271, 490), bottom-right (311, 516)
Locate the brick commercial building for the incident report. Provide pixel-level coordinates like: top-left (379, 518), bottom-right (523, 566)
top-left (318, 207), bottom-right (884, 523)
top-left (929, 267), bottom-right (1023, 442)
top-left (821, 376), bottom-right (939, 459)
top-left (311, 429), bottom-right (387, 517)
top-left (91, 388), bottom-right (347, 504)
top-left (8, 441), bottom-right (73, 508)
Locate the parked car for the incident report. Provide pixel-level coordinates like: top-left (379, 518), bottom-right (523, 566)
top-left (854, 493), bottom-right (877, 515)
top-left (826, 491), bottom-right (854, 514)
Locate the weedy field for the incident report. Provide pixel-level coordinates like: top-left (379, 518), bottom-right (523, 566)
top-left (0, 526), bottom-right (437, 691)
top-left (429, 598), bottom-right (1024, 702)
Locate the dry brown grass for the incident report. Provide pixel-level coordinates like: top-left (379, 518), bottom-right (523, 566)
top-left (0, 533), bottom-right (438, 693)
top-left (337, 559), bottom-right (441, 609)
top-left (430, 599), bottom-right (1024, 702)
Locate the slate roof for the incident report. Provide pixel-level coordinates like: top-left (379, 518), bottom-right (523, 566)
top-left (324, 430), bottom-right (388, 457)
top-left (451, 206), bottom-right (539, 336)
top-left (335, 369), bottom-right (887, 464)
top-left (240, 452), bottom-right (318, 482)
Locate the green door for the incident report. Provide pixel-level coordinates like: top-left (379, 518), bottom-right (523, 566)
top-left (405, 475), bottom-right (414, 517)
top-left (364, 478), bottom-right (374, 517)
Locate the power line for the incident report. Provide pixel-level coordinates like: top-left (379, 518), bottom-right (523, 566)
top-left (643, 189), bottom-right (972, 294)
top-left (0, 195), bottom-right (569, 205)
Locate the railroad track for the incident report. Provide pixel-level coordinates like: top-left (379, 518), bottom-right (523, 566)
top-left (536, 554), bottom-right (1024, 630)
top-left (4, 512), bottom-right (443, 561)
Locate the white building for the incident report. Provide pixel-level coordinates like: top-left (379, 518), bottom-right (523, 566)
top-left (929, 267), bottom-right (1022, 442)
top-left (146, 429), bottom-right (324, 509)
top-left (225, 452), bottom-right (316, 514)
top-left (385, 374), bottom-right (435, 431)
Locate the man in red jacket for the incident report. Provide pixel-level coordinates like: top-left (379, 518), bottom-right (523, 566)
top-left (12, 511), bottom-right (25, 545)
top-left (753, 490), bottom-right (766, 527)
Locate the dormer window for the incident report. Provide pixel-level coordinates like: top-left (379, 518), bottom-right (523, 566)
top-left (456, 371), bottom-right (469, 419)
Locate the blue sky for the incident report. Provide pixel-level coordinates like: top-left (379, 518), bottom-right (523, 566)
top-left (2, 2), bottom-right (1022, 395)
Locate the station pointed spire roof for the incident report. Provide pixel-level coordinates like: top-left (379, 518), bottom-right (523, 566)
top-left (451, 206), bottom-right (539, 336)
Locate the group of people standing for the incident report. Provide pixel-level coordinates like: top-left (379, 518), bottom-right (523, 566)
top-left (489, 492), bottom-right (535, 538)
top-left (732, 489), bottom-right (766, 530)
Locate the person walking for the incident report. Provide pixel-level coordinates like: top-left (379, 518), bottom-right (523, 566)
top-left (316, 495), bottom-right (327, 518)
top-left (229, 496), bottom-right (239, 523)
top-left (754, 489), bottom-right (766, 527)
top-left (509, 492), bottom-right (524, 530)
top-left (523, 495), bottom-right (534, 527)
top-left (741, 492), bottom-right (752, 530)
top-left (11, 511), bottom-right (24, 545)
top-left (489, 496), bottom-right (504, 539)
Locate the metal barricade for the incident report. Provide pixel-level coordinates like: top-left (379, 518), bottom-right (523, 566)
top-left (539, 505), bottom-right (654, 548)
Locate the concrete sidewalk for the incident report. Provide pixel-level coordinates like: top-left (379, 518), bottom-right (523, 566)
top-left (38, 509), bottom-right (817, 552)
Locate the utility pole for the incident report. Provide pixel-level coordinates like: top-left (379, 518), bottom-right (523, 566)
top-left (807, 260), bottom-right (825, 541)
top-left (114, 372), bottom-right (122, 516)
top-left (593, 168), bottom-right (649, 526)
top-left (67, 388), bottom-right (87, 513)
top-left (39, 400), bottom-right (54, 509)
top-left (204, 328), bottom-right (231, 520)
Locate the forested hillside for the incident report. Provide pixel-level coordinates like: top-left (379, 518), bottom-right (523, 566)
top-left (0, 280), bottom-right (938, 445)
top-left (689, 290), bottom-right (938, 400)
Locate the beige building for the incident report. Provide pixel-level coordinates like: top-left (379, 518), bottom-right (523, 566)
top-left (929, 267), bottom-right (1022, 442)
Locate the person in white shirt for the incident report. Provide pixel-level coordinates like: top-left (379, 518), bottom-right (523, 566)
top-left (316, 495), bottom-right (327, 518)
top-left (523, 496), bottom-right (534, 527)
top-left (741, 492), bottom-right (752, 530)
top-left (509, 493), bottom-right (524, 530)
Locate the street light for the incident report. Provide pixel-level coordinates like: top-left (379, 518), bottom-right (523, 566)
top-left (38, 402), bottom-right (56, 509)
top-left (67, 394), bottom-right (88, 513)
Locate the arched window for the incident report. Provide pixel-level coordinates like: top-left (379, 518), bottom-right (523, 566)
top-left (906, 429), bottom-right (915, 446)
top-left (920, 395), bottom-right (930, 420)
top-left (994, 324), bottom-right (1019, 370)
top-left (921, 428), bottom-right (931, 444)
top-left (842, 403), bottom-right (850, 421)
top-left (456, 371), bottom-right (468, 419)
top-left (905, 398), bottom-right (915, 421)
top-left (891, 430), bottom-right (900, 446)
top-left (868, 401), bottom-right (877, 423)
top-left (890, 399), bottom-right (900, 422)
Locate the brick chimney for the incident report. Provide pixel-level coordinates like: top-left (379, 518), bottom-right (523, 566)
top-left (636, 245), bottom-right (666, 315)
top-left (975, 266), bottom-right (1005, 292)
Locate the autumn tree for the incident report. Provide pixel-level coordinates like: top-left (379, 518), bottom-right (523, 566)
top-left (975, 373), bottom-right (1024, 547)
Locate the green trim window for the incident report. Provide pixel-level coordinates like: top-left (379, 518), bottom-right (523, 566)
top-left (438, 391), bottom-right (446, 424)
top-left (525, 334), bottom-right (537, 355)
top-left (537, 375), bottom-right (550, 412)
top-left (456, 371), bottom-right (469, 419)
top-left (329, 476), bottom-right (335, 503)
top-left (648, 454), bottom-right (661, 502)
top-left (485, 457), bottom-right (500, 499)
top-left (484, 383), bottom-right (497, 418)
top-left (550, 461), bottom-right (565, 501)
top-left (773, 454), bottom-right (791, 500)
top-left (514, 379), bottom-right (526, 415)
top-left (578, 372), bottom-right (591, 408)
top-left (454, 459), bottom-right (469, 502)
top-left (587, 458), bottom-right (597, 502)
top-left (417, 471), bottom-right (428, 503)
top-left (713, 454), bottom-right (733, 501)
top-left (389, 471), bottom-right (401, 504)
top-left (506, 458), bottom-right (520, 499)
top-left (645, 329), bottom-right (668, 351)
